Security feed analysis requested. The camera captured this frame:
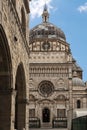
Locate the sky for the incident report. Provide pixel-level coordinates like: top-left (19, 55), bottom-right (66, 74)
top-left (30, 0), bottom-right (87, 81)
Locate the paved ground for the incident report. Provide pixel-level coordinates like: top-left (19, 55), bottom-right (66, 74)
top-left (30, 128), bottom-right (68, 130)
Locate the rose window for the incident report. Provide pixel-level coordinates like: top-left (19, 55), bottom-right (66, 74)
top-left (38, 81), bottom-right (54, 97)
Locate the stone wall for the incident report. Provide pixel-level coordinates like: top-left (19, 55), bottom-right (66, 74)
top-left (0, 0), bottom-right (30, 130)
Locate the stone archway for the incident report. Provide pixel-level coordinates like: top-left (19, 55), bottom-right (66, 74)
top-left (15, 63), bottom-right (26, 130)
top-left (0, 25), bottom-right (12, 130)
top-left (42, 107), bottom-right (50, 123)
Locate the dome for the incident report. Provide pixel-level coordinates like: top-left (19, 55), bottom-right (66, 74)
top-left (29, 5), bottom-right (66, 42)
top-left (30, 22), bottom-right (66, 42)
top-left (72, 77), bottom-right (85, 87)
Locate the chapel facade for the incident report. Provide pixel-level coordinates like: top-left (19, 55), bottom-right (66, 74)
top-left (0, 0), bottom-right (31, 130)
top-left (29, 5), bottom-right (87, 129)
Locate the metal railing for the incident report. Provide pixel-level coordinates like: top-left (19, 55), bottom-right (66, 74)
top-left (29, 117), bottom-right (41, 128)
top-left (52, 117), bottom-right (67, 128)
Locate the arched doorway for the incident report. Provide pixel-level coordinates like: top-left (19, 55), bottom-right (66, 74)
top-left (0, 25), bottom-right (12, 130)
top-left (15, 63), bottom-right (26, 130)
top-left (42, 108), bottom-right (50, 122)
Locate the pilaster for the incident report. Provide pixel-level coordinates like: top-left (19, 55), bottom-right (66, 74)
top-left (68, 65), bottom-right (73, 130)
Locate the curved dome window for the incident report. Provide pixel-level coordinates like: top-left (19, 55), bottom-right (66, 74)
top-left (38, 80), bottom-right (54, 97)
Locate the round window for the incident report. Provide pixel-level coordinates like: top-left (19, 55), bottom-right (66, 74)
top-left (42, 41), bottom-right (50, 50)
top-left (38, 81), bottom-right (54, 97)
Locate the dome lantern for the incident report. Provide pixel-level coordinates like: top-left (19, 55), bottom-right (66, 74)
top-left (30, 5), bottom-right (66, 42)
top-left (73, 71), bottom-right (78, 77)
top-left (42, 4), bottom-right (49, 23)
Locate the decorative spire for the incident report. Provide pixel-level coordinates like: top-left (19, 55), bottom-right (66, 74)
top-left (42, 4), bottom-right (49, 23)
top-left (44, 3), bottom-right (47, 11)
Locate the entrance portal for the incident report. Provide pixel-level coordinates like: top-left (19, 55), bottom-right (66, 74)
top-left (43, 108), bottom-right (50, 122)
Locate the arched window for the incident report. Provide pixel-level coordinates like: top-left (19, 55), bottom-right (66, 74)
top-left (29, 109), bottom-right (35, 117)
top-left (12, 0), bottom-right (16, 7)
top-left (21, 7), bottom-right (26, 37)
top-left (77, 100), bottom-right (81, 108)
top-left (57, 109), bottom-right (66, 117)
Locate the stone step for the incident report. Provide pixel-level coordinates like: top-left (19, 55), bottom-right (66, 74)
top-left (41, 123), bottom-right (51, 128)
